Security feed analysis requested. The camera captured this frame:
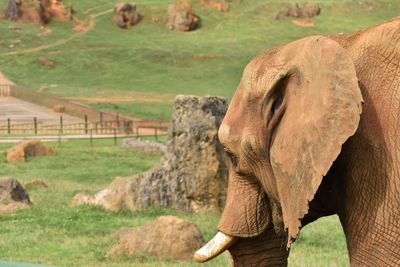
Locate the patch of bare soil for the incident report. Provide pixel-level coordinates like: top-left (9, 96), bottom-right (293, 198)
top-left (291, 19), bottom-right (314, 27)
top-left (193, 54), bottom-right (231, 60)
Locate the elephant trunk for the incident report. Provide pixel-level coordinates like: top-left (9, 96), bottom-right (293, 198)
top-left (228, 224), bottom-right (289, 266)
top-left (195, 224), bottom-right (289, 266)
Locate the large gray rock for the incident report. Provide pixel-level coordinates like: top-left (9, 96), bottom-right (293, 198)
top-left (107, 216), bottom-right (205, 260)
top-left (0, 177), bottom-right (31, 213)
top-left (73, 95), bottom-right (228, 214)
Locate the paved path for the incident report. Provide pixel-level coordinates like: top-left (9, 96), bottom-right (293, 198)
top-left (0, 97), bottom-right (84, 125)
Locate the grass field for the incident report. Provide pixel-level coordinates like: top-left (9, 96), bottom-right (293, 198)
top-left (0, 139), bottom-right (348, 266)
top-left (1, 0), bottom-right (400, 120)
top-left (0, 0), bottom-right (397, 266)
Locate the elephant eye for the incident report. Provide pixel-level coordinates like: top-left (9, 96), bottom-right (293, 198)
top-left (268, 95), bottom-right (283, 122)
top-left (225, 150), bottom-right (238, 169)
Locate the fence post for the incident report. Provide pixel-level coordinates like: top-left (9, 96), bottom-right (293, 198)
top-left (155, 127), bottom-right (158, 140)
top-left (100, 112), bottom-right (103, 134)
top-left (90, 129), bottom-right (93, 147)
top-left (136, 127), bottom-right (139, 137)
top-left (58, 129), bottom-right (62, 147)
top-left (116, 112), bottom-right (120, 127)
top-left (85, 115), bottom-right (88, 134)
top-left (7, 118), bottom-right (10, 134)
top-left (114, 128), bottom-right (117, 146)
top-left (60, 116), bottom-right (63, 134)
top-left (34, 117), bottom-right (37, 135)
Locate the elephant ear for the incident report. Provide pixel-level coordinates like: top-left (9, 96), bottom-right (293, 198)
top-left (265, 36), bottom-right (363, 247)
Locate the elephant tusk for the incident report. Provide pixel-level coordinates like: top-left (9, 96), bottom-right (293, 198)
top-left (194, 231), bottom-right (238, 263)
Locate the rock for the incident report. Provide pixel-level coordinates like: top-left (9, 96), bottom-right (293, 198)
top-left (53, 105), bottom-right (65, 113)
top-left (71, 192), bottom-right (94, 206)
top-left (166, 0), bottom-right (198, 31)
top-left (73, 95), bottom-right (228, 214)
top-left (23, 179), bottom-right (49, 188)
top-left (283, 2), bottom-right (321, 18)
top-left (2, 0), bottom-right (73, 24)
top-left (200, 0), bottom-right (229, 12)
top-left (120, 138), bottom-right (166, 154)
top-left (0, 177), bottom-right (31, 213)
top-left (107, 216), bottom-right (205, 260)
top-left (113, 2), bottom-right (139, 29)
top-left (38, 57), bottom-right (54, 68)
top-left (7, 140), bottom-right (56, 163)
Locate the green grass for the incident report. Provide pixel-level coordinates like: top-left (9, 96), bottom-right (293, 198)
top-left (88, 102), bottom-right (174, 121)
top-left (1, 0), bottom-right (399, 120)
top-left (0, 140), bottom-right (348, 266)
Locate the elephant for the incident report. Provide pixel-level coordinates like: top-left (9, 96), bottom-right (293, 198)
top-left (194, 17), bottom-right (400, 266)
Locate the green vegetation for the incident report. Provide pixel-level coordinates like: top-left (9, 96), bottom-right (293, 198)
top-left (0, 140), bottom-right (348, 266)
top-left (1, 0), bottom-right (399, 120)
top-left (0, 0), bottom-right (396, 266)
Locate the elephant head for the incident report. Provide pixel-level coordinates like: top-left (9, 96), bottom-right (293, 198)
top-left (195, 35), bottom-right (363, 265)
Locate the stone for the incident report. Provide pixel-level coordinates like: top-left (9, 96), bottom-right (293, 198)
top-left (73, 95), bottom-right (228, 214)
top-left (166, 0), bottom-right (198, 32)
top-left (7, 140), bottom-right (56, 163)
top-left (0, 177), bottom-right (31, 213)
top-left (283, 2), bottom-right (321, 18)
top-left (53, 105), bottom-right (65, 112)
top-left (200, 0), bottom-right (229, 12)
top-left (38, 57), bottom-right (54, 68)
top-left (120, 138), bottom-right (167, 154)
top-left (2, 0), bottom-right (73, 24)
top-left (71, 192), bottom-right (94, 206)
top-left (107, 216), bottom-right (205, 260)
top-left (113, 2), bottom-right (139, 29)
top-left (23, 179), bottom-right (49, 188)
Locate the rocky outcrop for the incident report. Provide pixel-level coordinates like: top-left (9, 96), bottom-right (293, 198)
top-left (2, 0), bottom-right (72, 24)
top-left (0, 177), bottom-right (31, 213)
top-left (113, 2), bottom-right (139, 29)
top-left (7, 140), bottom-right (56, 163)
top-left (283, 2), bottom-right (321, 18)
top-left (121, 138), bottom-right (167, 154)
top-left (107, 216), bottom-right (204, 260)
top-left (166, 0), bottom-right (198, 31)
top-left (73, 95), bottom-right (228, 214)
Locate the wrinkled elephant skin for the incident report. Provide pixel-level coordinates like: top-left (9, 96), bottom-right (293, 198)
top-left (196, 17), bottom-right (400, 266)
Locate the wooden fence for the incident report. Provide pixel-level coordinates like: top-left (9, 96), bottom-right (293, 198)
top-left (0, 118), bottom-right (168, 137)
top-left (0, 84), bottom-right (11, 97)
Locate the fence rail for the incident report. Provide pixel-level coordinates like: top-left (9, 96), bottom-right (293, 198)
top-left (0, 118), bottom-right (168, 137)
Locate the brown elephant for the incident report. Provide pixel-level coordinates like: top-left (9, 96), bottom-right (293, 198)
top-left (194, 17), bottom-right (400, 266)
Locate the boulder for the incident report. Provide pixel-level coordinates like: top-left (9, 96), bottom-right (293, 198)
top-left (7, 140), bottom-right (56, 163)
top-left (2, 0), bottom-right (72, 24)
top-left (38, 57), bottom-right (54, 68)
top-left (200, 0), bottom-right (229, 12)
top-left (107, 216), bottom-right (205, 260)
top-left (120, 138), bottom-right (167, 154)
top-left (113, 2), bottom-right (139, 29)
top-left (283, 2), bottom-right (321, 18)
top-left (0, 177), bottom-right (31, 213)
top-left (166, 0), bottom-right (198, 31)
top-left (73, 95), bottom-right (228, 214)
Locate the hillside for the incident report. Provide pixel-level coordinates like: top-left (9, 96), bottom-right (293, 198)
top-left (0, 0), bottom-right (399, 121)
